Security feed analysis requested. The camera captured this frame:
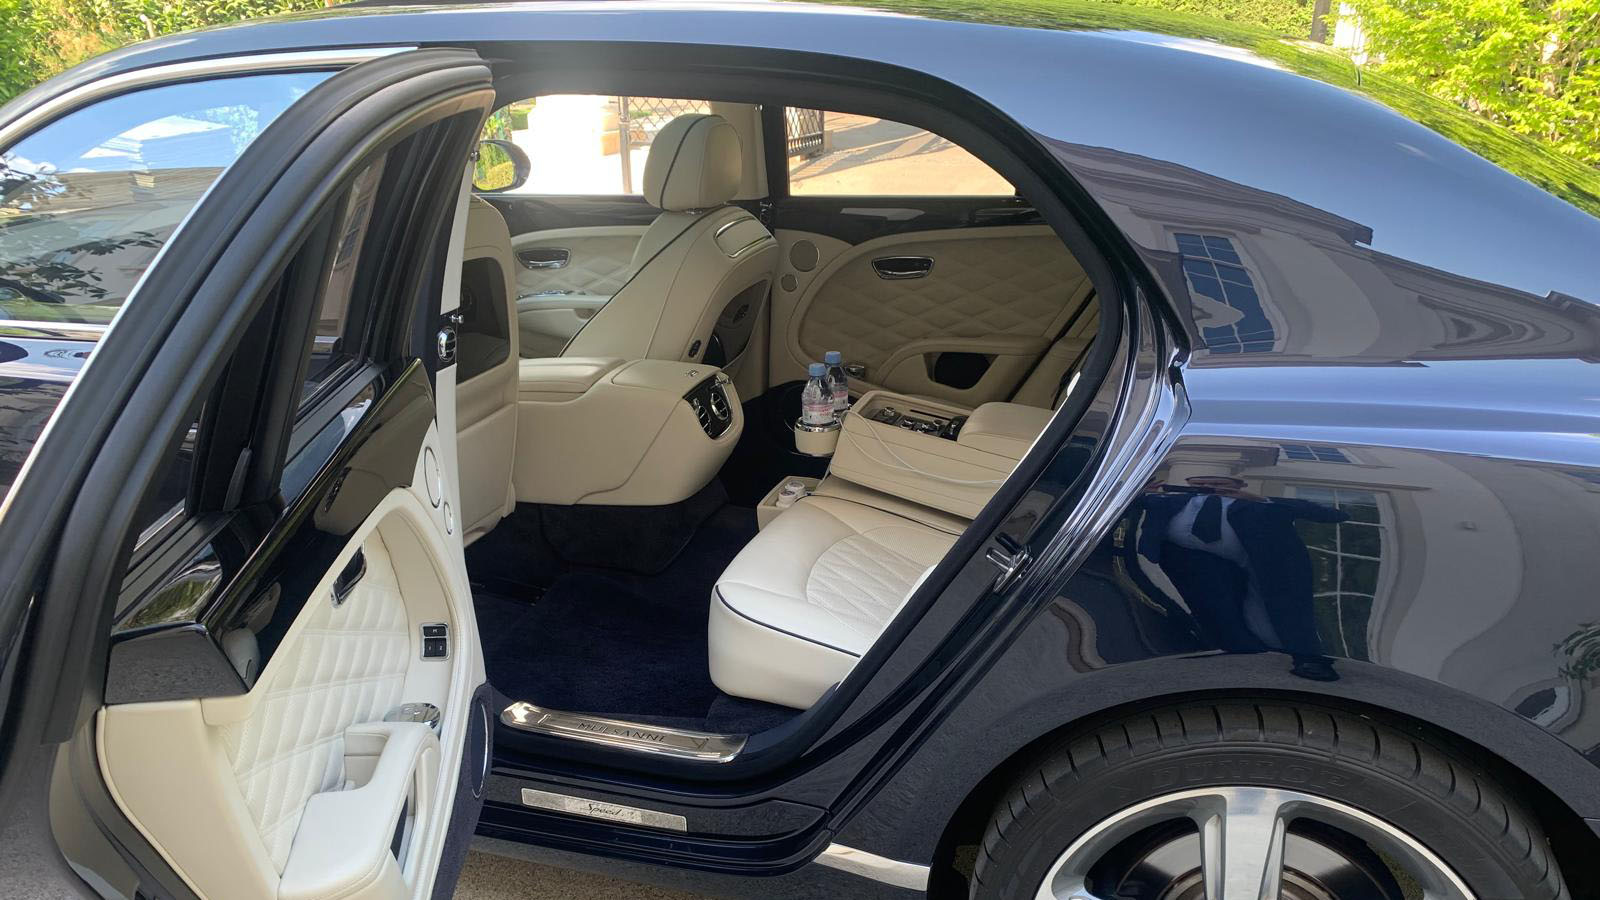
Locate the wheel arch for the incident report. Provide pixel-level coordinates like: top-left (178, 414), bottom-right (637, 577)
top-left (922, 683), bottom-right (1600, 899)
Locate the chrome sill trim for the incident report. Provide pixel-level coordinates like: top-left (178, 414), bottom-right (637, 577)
top-left (0, 47), bottom-right (413, 147)
top-left (0, 320), bottom-right (109, 342)
top-left (520, 788), bottom-right (688, 832)
top-left (501, 700), bottom-right (747, 762)
top-left (816, 844), bottom-right (931, 891)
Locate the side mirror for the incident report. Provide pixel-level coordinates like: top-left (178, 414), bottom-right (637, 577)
top-left (472, 139), bottom-right (530, 193)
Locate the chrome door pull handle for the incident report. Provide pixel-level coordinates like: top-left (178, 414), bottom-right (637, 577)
top-left (331, 549), bottom-right (367, 607)
top-left (518, 247), bottom-right (570, 269)
top-left (872, 255), bottom-right (933, 280)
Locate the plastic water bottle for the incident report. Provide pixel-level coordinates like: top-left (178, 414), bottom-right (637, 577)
top-left (801, 363), bottom-right (834, 427)
top-left (824, 350), bottom-right (850, 419)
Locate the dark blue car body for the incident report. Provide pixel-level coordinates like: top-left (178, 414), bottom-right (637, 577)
top-left (3, 3), bottom-right (1598, 897)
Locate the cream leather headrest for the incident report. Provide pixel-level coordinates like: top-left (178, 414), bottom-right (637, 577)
top-left (643, 114), bottom-right (741, 212)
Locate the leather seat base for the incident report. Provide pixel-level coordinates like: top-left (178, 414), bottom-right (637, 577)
top-left (709, 495), bottom-right (956, 709)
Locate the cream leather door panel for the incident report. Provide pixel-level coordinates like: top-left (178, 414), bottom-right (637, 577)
top-left (776, 225), bottom-right (1093, 406)
top-left (99, 454), bottom-right (482, 900)
top-left (510, 226), bottom-right (646, 356)
top-left (511, 226), bottom-right (647, 295)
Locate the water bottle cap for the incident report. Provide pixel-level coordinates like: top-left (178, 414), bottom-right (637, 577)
top-left (824, 351), bottom-right (842, 364)
top-left (809, 362), bottom-right (827, 376)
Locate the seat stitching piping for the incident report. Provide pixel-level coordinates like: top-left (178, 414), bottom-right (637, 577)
top-left (655, 114), bottom-right (710, 210)
top-left (714, 588), bottom-right (862, 658)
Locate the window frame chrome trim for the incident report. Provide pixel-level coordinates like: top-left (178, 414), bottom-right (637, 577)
top-left (0, 47), bottom-right (414, 147)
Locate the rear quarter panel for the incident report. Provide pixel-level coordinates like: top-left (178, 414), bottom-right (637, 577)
top-left (840, 19), bottom-right (1600, 873)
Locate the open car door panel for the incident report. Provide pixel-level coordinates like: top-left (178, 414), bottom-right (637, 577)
top-left (0, 49), bottom-right (494, 900)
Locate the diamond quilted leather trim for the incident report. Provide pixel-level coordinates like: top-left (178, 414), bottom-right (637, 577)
top-left (805, 533), bottom-right (931, 642)
top-left (216, 533), bottom-right (412, 873)
top-left (515, 235), bottom-right (641, 295)
top-left (797, 234), bottom-right (1088, 370)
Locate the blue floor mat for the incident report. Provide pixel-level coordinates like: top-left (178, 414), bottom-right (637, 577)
top-left (474, 505), bottom-right (797, 734)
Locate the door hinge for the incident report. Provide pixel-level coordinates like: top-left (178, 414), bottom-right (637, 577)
top-left (985, 533), bottom-right (1032, 593)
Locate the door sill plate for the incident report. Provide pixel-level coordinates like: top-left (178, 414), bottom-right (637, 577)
top-left (501, 700), bottom-right (746, 762)
top-left (520, 788), bottom-right (688, 832)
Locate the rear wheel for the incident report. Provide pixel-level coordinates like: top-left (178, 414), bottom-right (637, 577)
top-left (970, 701), bottom-right (1569, 900)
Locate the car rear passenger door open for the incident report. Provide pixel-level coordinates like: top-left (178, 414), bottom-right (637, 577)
top-left (0, 48), bottom-right (496, 900)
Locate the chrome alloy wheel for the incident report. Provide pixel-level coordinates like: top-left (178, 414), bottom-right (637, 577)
top-left (1035, 786), bottom-right (1475, 900)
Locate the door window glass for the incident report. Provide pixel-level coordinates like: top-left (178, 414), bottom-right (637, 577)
top-left (0, 72), bottom-right (329, 326)
top-left (482, 95), bottom-right (711, 195)
top-left (785, 109), bottom-right (1014, 196)
top-left (299, 158), bottom-right (384, 407)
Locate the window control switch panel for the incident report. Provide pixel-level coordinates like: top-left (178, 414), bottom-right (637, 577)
top-left (421, 622), bottom-right (449, 659)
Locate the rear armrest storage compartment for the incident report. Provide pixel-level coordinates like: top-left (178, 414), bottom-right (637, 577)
top-left (829, 390), bottom-right (1023, 519)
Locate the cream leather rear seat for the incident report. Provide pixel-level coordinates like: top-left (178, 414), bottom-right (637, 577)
top-left (708, 494), bottom-right (960, 709)
top-left (708, 395), bottom-right (1067, 709)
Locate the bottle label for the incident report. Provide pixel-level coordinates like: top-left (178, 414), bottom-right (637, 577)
top-left (802, 399), bottom-right (834, 426)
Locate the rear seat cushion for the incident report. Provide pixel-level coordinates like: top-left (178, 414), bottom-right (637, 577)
top-left (709, 495), bottom-right (958, 709)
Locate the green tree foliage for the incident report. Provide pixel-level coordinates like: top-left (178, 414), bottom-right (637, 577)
top-left (1099, 0), bottom-right (1311, 35)
top-left (0, 0), bottom-right (51, 102)
top-left (0, 0), bottom-right (321, 108)
top-left (841, 0), bottom-right (1600, 212)
top-left (1337, 0), bottom-right (1599, 164)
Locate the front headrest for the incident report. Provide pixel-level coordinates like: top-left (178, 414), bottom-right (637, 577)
top-left (643, 114), bottom-right (741, 212)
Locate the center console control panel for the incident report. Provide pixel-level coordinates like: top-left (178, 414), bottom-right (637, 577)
top-left (865, 404), bottom-right (967, 440)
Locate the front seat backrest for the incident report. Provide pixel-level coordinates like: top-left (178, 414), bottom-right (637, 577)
top-left (562, 113), bottom-right (778, 363)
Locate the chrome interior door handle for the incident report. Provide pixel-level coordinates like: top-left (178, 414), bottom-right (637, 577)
top-left (872, 255), bottom-right (934, 280)
top-left (331, 549), bottom-right (366, 607)
top-left (517, 247), bottom-right (570, 269)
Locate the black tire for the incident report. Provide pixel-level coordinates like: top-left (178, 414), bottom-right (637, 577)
top-left (970, 700), bottom-right (1569, 900)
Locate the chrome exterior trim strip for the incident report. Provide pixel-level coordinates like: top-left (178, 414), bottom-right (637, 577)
top-left (0, 47), bottom-right (412, 147)
top-left (816, 844), bottom-right (931, 891)
top-left (519, 788), bottom-right (688, 832)
top-left (0, 320), bottom-right (109, 342)
top-left (501, 700), bottom-right (747, 762)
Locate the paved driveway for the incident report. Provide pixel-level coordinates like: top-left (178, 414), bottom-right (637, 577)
top-left (455, 849), bottom-right (709, 899)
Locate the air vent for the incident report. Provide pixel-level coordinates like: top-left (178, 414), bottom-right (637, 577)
top-left (691, 397), bottom-right (711, 432)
